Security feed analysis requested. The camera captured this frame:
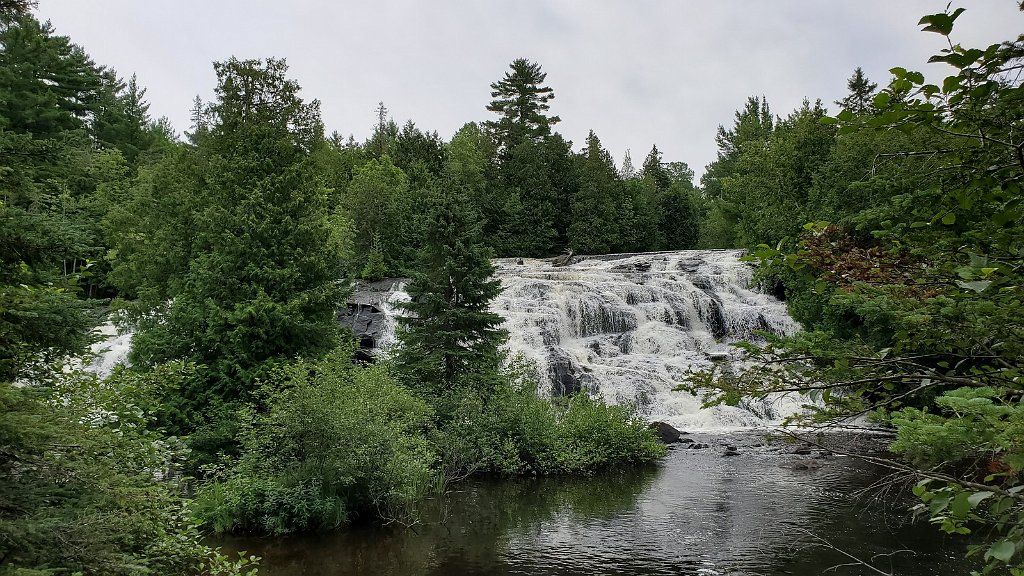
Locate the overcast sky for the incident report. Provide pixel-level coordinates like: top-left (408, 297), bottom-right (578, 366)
top-left (35, 1), bottom-right (1023, 180)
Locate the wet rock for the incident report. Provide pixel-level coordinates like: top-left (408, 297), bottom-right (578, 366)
top-left (722, 445), bottom-right (740, 457)
top-left (546, 348), bottom-right (595, 396)
top-left (791, 446), bottom-right (813, 455)
top-left (648, 421), bottom-right (684, 444)
top-left (611, 260), bottom-right (652, 274)
top-left (337, 303), bottom-right (387, 361)
top-left (679, 438), bottom-right (695, 444)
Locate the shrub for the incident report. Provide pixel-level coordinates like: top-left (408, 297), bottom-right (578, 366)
top-left (194, 349), bottom-right (436, 535)
top-left (431, 368), bottom-right (666, 478)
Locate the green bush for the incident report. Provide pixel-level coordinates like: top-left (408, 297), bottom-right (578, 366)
top-left (194, 350), bottom-right (436, 535)
top-left (431, 369), bottom-right (665, 477)
top-left (0, 367), bottom-right (255, 576)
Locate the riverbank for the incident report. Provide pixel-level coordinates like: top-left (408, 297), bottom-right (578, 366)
top-left (217, 431), bottom-right (972, 576)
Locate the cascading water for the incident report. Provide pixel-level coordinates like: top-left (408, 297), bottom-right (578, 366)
top-left (368, 249), bottom-right (803, 430)
top-left (486, 249), bottom-right (802, 430)
top-left (86, 250), bottom-right (803, 429)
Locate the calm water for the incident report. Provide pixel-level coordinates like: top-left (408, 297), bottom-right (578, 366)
top-left (219, 434), bottom-right (973, 576)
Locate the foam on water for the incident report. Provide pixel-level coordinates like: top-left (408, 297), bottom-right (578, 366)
top-left (85, 322), bottom-right (132, 377)
top-left (486, 250), bottom-right (803, 430)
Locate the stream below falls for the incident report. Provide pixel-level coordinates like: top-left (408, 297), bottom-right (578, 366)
top-left (217, 433), bottom-right (974, 576)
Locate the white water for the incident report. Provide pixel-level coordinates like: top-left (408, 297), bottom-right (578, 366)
top-left (84, 322), bottom-right (132, 377)
top-left (488, 250), bottom-right (803, 430)
top-left (86, 250), bottom-right (804, 430)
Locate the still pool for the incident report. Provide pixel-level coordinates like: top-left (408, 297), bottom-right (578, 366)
top-left (218, 434), bottom-right (973, 575)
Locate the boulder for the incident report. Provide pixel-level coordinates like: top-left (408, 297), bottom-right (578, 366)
top-left (722, 445), bottom-right (740, 457)
top-left (648, 421), bottom-right (684, 443)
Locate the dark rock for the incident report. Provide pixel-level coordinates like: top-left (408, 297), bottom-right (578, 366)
top-left (723, 446), bottom-right (740, 457)
top-left (648, 421), bottom-right (683, 444)
top-left (516, 258), bottom-right (524, 265)
top-left (792, 446), bottom-right (813, 455)
top-left (337, 303), bottom-right (387, 361)
top-left (610, 260), bottom-right (652, 274)
top-left (552, 249), bottom-right (575, 267)
top-left (679, 438), bottom-right (695, 444)
top-left (546, 348), bottom-right (595, 396)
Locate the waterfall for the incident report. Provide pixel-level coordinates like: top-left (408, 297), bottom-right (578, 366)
top-left (86, 250), bottom-right (802, 429)
top-left (487, 250), bottom-right (802, 429)
top-left (368, 249), bottom-right (803, 429)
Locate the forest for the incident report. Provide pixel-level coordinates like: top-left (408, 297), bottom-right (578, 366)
top-left (1, 1), bottom-right (1022, 574)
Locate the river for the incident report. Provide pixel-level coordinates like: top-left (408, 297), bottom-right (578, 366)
top-left (218, 433), bottom-right (973, 576)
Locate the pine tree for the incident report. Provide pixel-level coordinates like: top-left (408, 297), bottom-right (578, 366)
top-left (360, 233), bottom-right (388, 281)
top-left (397, 186), bottom-right (507, 395)
top-left (485, 58), bottom-right (560, 154)
top-left (836, 67), bottom-right (878, 115)
top-left (0, 13), bottom-right (107, 379)
top-left (620, 149), bottom-right (637, 180)
top-left (641, 145), bottom-right (672, 192)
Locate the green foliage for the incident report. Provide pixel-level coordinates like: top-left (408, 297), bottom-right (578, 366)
top-left (569, 131), bottom-right (621, 253)
top-left (396, 186), bottom-right (507, 394)
top-left (360, 233), bottom-right (389, 281)
top-left (485, 58), bottom-right (560, 154)
top-left (835, 67), bottom-right (879, 115)
top-left (431, 366), bottom-right (666, 478)
top-left (689, 8), bottom-right (1024, 573)
top-left (116, 58), bottom-right (347, 405)
top-left (344, 155), bottom-right (412, 271)
top-left (0, 369), bottom-right (255, 575)
top-left (890, 388), bottom-right (1024, 472)
top-left (194, 350), bottom-right (435, 535)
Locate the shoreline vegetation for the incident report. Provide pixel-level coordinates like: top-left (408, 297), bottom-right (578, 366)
top-left (2, 2), bottom-right (1022, 575)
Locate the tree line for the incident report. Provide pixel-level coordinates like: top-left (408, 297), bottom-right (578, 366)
top-left (3, 1), bottom-right (1023, 574)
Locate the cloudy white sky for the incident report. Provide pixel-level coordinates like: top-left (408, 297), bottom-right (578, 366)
top-left (35, 1), bottom-right (1023, 179)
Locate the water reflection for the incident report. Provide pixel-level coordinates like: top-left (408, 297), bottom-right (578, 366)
top-left (220, 440), bottom-right (973, 576)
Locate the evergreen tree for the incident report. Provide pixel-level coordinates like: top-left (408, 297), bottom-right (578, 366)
top-left (485, 58), bottom-right (560, 154)
top-left (698, 96), bottom-right (775, 247)
top-left (620, 149), bottom-right (637, 180)
top-left (495, 140), bottom-right (559, 256)
top-left (397, 186), bottom-right (506, 395)
top-left (92, 74), bottom-right (161, 168)
top-left (360, 233), bottom-right (388, 281)
top-left (658, 184), bottom-right (699, 250)
top-left (0, 12), bottom-right (108, 379)
top-left (366, 101), bottom-right (398, 159)
top-left (393, 120), bottom-right (446, 187)
top-left (127, 58), bottom-right (347, 399)
top-left (835, 66), bottom-right (878, 115)
top-left (445, 122), bottom-right (500, 245)
top-left (641, 145), bottom-right (672, 192)
top-left (344, 155), bottom-right (410, 271)
top-left (569, 131), bottom-right (621, 254)
top-left (658, 160), bottom-right (699, 250)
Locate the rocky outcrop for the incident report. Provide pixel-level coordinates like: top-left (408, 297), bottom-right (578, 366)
top-left (547, 347), bottom-right (596, 396)
top-left (648, 421), bottom-right (684, 443)
top-left (337, 303), bottom-right (387, 362)
top-left (337, 278), bottom-right (409, 362)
